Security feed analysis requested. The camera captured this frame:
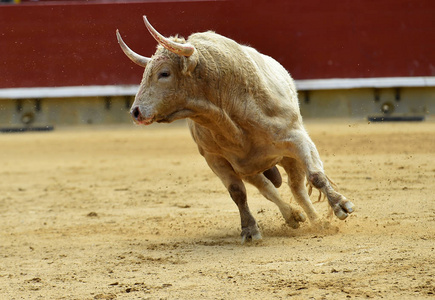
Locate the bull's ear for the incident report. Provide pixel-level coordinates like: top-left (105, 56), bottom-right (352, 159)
top-left (181, 49), bottom-right (199, 76)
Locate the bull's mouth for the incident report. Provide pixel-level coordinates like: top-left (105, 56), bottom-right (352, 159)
top-left (136, 115), bottom-right (156, 126)
top-left (136, 114), bottom-right (171, 126)
top-left (139, 115), bottom-right (169, 125)
top-left (137, 109), bottom-right (191, 125)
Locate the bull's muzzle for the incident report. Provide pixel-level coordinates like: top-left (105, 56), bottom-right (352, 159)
top-left (130, 106), bottom-right (154, 125)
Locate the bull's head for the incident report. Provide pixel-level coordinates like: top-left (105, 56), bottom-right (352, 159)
top-left (116, 16), bottom-right (198, 125)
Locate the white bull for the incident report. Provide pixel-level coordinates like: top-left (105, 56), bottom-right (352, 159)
top-left (116, 16), bottom-right (355, 242)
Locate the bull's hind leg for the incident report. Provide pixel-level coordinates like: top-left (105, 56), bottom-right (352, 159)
top-left (280, 157), bottom-right (321, 224)
top-left (283, 128), bottom-right (355, 220)
top-left (244, 174), bottom-right (306, 228)
top-left (203, 153), bottom-right (261, 243)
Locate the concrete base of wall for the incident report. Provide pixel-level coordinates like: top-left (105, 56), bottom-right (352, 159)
top-left (299, 87), bottom-right (433, 119)
top-left (0, 87), bottom-right (433, 128)
top-left (0, 96), bottom-right (134, 128)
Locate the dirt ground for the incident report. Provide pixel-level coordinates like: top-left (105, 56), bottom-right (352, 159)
top-left (0, 119), bottom-right (434, 299)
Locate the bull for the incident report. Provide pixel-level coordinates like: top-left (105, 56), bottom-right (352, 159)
top-left (116, 16), bottom-right (355, 243)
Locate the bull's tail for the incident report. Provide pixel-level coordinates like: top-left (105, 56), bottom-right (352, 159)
top-left (263, 166), bottom-right (282, 188)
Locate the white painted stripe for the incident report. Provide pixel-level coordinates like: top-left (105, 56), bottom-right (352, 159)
top-left (296, 76), bottom-right (435, 90)
top-left (0, 77), bottom-right (434, 99)
top-left (0, 85), bottom-right (139, 99)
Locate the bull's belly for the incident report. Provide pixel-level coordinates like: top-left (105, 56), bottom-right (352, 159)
top-left (229, 154), bottom-right (282, 177)
top-left (189, 120), bottom-right (284, 176)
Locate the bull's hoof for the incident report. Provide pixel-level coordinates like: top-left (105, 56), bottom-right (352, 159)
top-left (240, 225), bottom-right (262, 244)
top-left (333, 198), bottom-right (355, 220)
top-left (285, 210), bottom-right (306, 229)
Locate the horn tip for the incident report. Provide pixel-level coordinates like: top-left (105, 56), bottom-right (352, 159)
top-left (143, 15), bottom-right (154, 34)
top-left (115, 29), bottom-right (121, 42)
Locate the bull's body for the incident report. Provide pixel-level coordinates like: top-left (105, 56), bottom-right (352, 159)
top-left (117, 17), bottom-right (354, 242)
top-left (187, 32), bottom-right (299, 175)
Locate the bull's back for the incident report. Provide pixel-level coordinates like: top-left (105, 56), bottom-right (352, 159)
top-left (190, 31), bottom-right (298, 105)
top-left (242, 46), bottom-right (299, 110)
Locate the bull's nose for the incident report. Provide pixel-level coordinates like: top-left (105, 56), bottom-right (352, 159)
top-left (131, 106), bottom-right (141, 121)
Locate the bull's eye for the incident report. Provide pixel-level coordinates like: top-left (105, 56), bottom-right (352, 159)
top-left (158, 71), bottom-right (171, 79)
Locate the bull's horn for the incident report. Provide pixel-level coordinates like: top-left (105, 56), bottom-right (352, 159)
top-left (116, 29), bottom-right (151, 68)
top-left (143, 15), bottom-right (195, 57)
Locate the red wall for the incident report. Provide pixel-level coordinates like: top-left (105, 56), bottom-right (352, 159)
top-left (1, 0), bottom-right (434, 89)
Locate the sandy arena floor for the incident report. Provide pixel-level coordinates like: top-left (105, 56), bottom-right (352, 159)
top-left (0, 120), bottom-right (434, 299)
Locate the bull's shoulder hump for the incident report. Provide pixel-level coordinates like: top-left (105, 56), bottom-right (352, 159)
top-left (188, 31), bottom-right (241, 48)
top-left (188, 31), bottom-right (222, 42)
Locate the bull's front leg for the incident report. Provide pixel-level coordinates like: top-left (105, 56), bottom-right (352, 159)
top-left (244, 174), bottom-right (306, 229)
top-left (228, 182), bottom-right (262, 243)
top-left (203, 153), bottom-right (261, 243)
